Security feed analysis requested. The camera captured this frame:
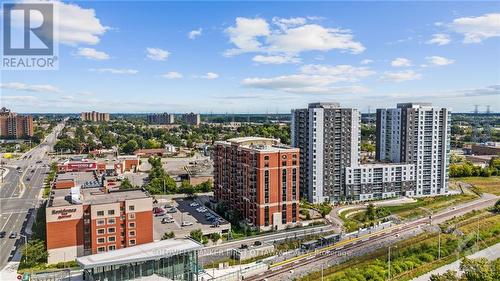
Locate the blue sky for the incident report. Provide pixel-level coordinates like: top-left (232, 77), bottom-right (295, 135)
top-left (1, 0), bottom-right (499, 113)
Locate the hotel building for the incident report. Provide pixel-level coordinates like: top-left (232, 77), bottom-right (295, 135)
top-left (46, 187), bottom-right (153, 264)
top-left (213, 137), bottom-right (300, 230)
top-left (376, 103), bottom-right (451, 196)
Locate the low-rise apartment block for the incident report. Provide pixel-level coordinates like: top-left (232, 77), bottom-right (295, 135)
top-left (214, 137), bottom-right (300, 231)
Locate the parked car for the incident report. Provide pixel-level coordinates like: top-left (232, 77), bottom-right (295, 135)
top-left (162, 217), bottom-right (175, 224)
top-left (167, 208), bottom-right (177, 213)
top-left (190, 202), bottom-right (199, 207)
top-left (196, 207), bottom-right (207, 213)
top-left (153, 207), bottom-right (164, 214)
top-left (0, 231), bottom-right (6, 238)
top-left (9, 232), bottom-right (17, 239)
top-left (181, 221), bottom-right (193, 227)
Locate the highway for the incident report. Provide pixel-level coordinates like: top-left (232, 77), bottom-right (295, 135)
top-left (0, 121), bottom-right (65, 269)
top-left (246, 194), bottom-right (499, 281)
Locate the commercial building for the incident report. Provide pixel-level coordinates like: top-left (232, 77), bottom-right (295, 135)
top-left (57, 156), bottom-right (139, 174)
top-left (181, 112), bottom-right (201, 126)
top-left (376, 103), bottom-right (451, 196)
top-left (81, 111), bottom-right (110, 122)
top-left (46, 187), bottom-right (153, 264)
top-left (291, 102), bottom-right (360, 203)
top-left (470, 142), bottom-right (500, 156)
top-left (147, 112), bottom-right (175, 125)
top-left (0, 107), bottom-right (34, 138)
top-left (213, 137), bottom-right (300, 230)
top-left (77, 238), bottom-right (202, 281)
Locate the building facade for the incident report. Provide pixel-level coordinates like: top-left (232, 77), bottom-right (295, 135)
top-left (0, 107), bottom-right (34, 138)
top-left (81, 111), bottom-right (110, 122)
top-left (181, 113), bottom-right (201, 126)
top-left (345, 163), bottom-right (416, 201)
top-left (376, 103), bottom-right (451, 196)
top-left (46, 188), bottom-right (153, 264)
top-left (213, 137), bottom-right (299, 230)
top-left (147, 112), bottom-right (175, 125)
top-left (291, 102), bottom-right (360, 203)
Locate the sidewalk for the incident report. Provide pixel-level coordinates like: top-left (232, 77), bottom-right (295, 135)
top-left (412, 242), bottom-right (500, 281)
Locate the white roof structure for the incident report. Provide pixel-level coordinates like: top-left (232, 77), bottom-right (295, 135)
top-left (77, 239), bottom-right (202, 269)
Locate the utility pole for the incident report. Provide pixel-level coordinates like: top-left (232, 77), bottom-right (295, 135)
top-left (388, 246), bottom-right (391, 280)
top-left (438, 231), bottom-right (441, 259)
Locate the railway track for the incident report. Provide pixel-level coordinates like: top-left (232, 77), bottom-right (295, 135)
top-left (245, 196), bottom-right (498, 281)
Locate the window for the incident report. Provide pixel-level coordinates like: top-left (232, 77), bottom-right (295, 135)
top-left (128, 205), bottom-right (135, 211)
top-left (107, 218), bottom-right (116, 225)
top-left (96, 219), bottom-right (105, 226)
top-left (97, 211), bottom-right (104, 216)
top-left (282, 169), bottom-right (287, 201)
top-left (264, 206), bottom-right (269, 227)
top-left (108, 245), bottom-right (116, 251)
top-left (108, 236), bottom-right (116, 243)
top-left (292, 168), bottom-right (297, 200)
top-left (108, 210), bottom-right (115, 215)
top-left (97, 247), bottom-right (105, 253)
top-left (97, 228), bottom-right (105, 235)
top-left (264, 170), bottom-right (270, 204)
top-left (129, 230), bottom-right (136, 237)
top-left (97, 238), bottom-right (105, 244)
top-left (292, 203), bottom-right (297, 223)
top-left (128, 213), bottom-right (135, 219)
top-left (129, 239), bottom-right (136, 246)
top-left (128, 222), bottom-right (136, 228)
top-left (282, 204), bottom-right (287, 224)
top-left (108, 227), bottom-right (116, 234)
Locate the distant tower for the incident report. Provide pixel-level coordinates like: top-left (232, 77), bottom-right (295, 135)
top-left (474, 105), bottom-right (479, 115)
top-left (486, 105), bottom-right (491, 114)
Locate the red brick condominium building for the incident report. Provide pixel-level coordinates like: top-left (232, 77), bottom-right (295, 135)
top-left (45, 187), bottom-right (153, 264)
top-left (214, 137), bottom-right (300, 231)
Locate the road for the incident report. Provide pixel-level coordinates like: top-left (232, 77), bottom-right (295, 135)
top-left (0, 121), bottom-right (65, 269)
top-left (246, 194), bottom-right (499, 281)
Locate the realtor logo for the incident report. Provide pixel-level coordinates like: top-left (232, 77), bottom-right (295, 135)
top-left (2, 2), bottom-right (58, 70)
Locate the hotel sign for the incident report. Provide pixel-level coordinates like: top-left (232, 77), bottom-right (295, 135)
top-left (52, 208), bottom-right (77, 219)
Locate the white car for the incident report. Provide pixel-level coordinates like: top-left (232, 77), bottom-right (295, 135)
top-left (181, 221), bottom-right (193, 227)
top-left (190, 202), bottom-right (199, 207)
top-left (196, 207), bottom-right (207, 213)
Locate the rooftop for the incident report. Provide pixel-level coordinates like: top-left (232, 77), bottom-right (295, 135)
top-left (48, 187), bottom-right (149, 207)
top-left (218, 137), bottom-right (297, 152)
top-left (308, 102), bottom-right (340, 109)
top-left (77, 239), bottom-right (203, 269)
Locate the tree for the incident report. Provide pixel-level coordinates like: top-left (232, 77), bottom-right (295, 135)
top-left (190, 229), bottom-right (204, 243)
top-left (120, 178), bottom-right (133, 189)
top-left (494, 199), bottom-right (500, 213)
top-left (460, 257), bottom-right (494, 281)
top-left (20, 239), bottom-right (48, 268)
top-left (209, 233), bottom-right (221, 243)
top-left (430, 270), bottom-right (460, 281)
top-left (122, 139), bottom-right (139, 154)
top-left (161, 232), bottom-right (175, 240)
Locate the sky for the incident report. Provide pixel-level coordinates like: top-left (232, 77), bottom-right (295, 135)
top-left (1, 0), bottom-right (500, 113)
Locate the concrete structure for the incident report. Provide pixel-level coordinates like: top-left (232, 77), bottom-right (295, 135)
top-left (134, 148), bottom-right (167, 157)
top-left (77, 239), bottom-right (202, 281)
top-left (0, 107), bottom-right (34, 138)
top-left (147, 112), bottom-right (175, 125)
top-left (291, 102), bottom-right (360, 203)
top-left (57, 156), bottom-right (138, 174)
top-left (376, 103), bottom-right (451, 196)
top-left (345, 163), bottom-right (416, 201)
top-left (181, 112), bottom-right (201, 126)
top-left (213, 137), bottom-right (300, 231)
top-left (81, 111), bottom-right (110, 122)
top-left (46, 187), bottom-right (153, 264)
top-left (471, 142), bottom-right (500, 156)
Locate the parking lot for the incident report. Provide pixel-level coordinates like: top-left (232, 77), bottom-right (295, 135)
top-left (153, 197), bottom-right (230, 240)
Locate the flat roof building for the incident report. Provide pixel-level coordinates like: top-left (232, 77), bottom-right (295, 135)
top-left (81, 111), bottom-right (110, 122)
top-left (0, 107), bottom-right (34, 138)
top-left (77, 238), bottom-right (202, 281)
top-left (214, 137), bottom-right (300, 231)
top-left (46, 187), bottom-right (153, 264)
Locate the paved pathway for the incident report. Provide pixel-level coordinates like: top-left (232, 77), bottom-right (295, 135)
top-left (412, 242), bottom-right (500, 281)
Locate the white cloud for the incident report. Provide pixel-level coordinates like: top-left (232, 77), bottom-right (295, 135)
top-left (146, 48), bottom-right (170, 61)
top-left (90, 68), bottom-right (138, 74)
top-left (391, 58), bottom-right (412, 67)
top-left (450, 13), bottom-right (500, 43)
top-left (75, 48), bottom-right (109, 60)
top-left (201, 72), bottom-right (219, 79)
top-left (380, 70), bottom-right (422, 82)
top-left (1, 82), bottom-right (60, 93)
top-left (426, 56), bottom-right (455, 66)
top-left (252, 55), bottom-right (301, 64)
top-left (426, 34), bottom-right (451, 45)
top-left (360, 59), bottom-right (373, 65)
top-left (241, 64), bottom-right (373, 94)
top-left (161, 72), bottom-right (183, 79)
top-left (224, 17), bottom-right (365, 58)
top-left (188, 28), bottom-right (203, 39)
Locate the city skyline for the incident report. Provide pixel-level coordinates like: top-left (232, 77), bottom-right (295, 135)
top-left (1, 1), bottom-right (499, 113)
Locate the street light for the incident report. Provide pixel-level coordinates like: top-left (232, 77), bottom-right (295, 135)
top-left (388, 245), bottom-right (397, 280)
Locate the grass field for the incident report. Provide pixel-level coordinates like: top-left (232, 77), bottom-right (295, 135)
top-left (454, 176), bottom-right (500, 195)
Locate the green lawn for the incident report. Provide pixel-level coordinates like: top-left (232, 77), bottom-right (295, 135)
top-left (454, 176), bottom-right (500, 195)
